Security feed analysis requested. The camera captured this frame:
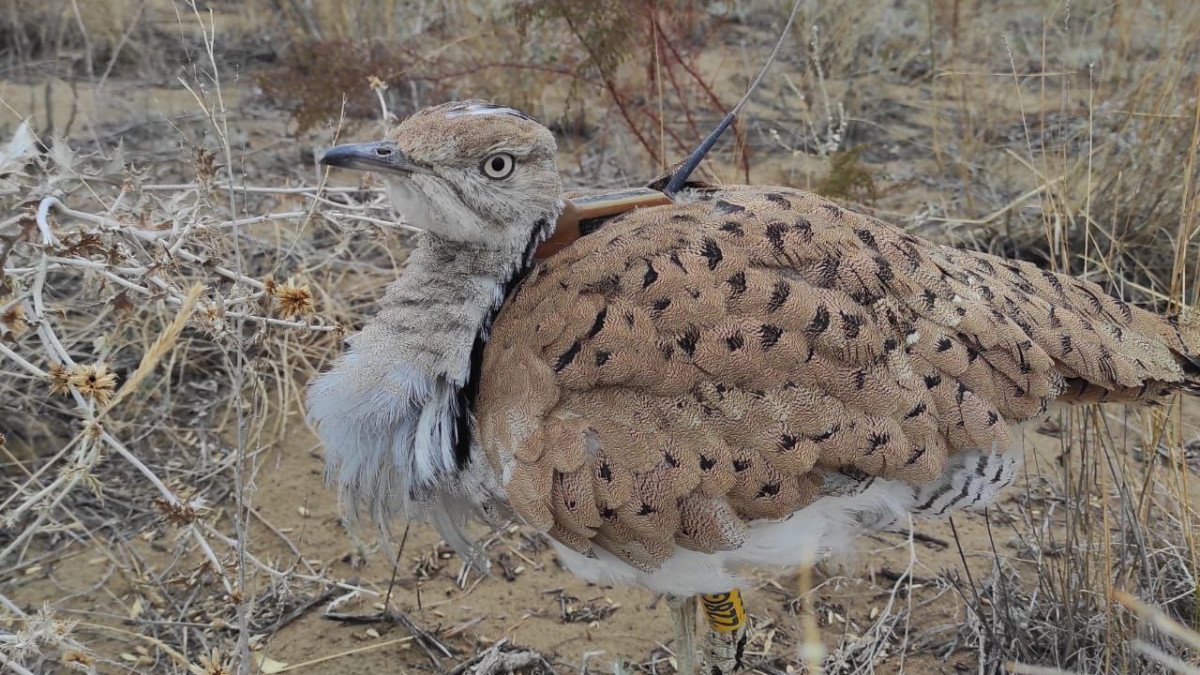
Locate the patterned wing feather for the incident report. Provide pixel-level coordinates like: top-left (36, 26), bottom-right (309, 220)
top-left (478, 186), bottom-right (1200, 569)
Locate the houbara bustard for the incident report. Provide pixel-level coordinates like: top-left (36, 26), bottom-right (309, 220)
top-left (307, 101), bottom-right (1200, 673)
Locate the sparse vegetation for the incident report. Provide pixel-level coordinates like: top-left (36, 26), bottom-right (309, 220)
top-left (1, 1), bottom-right (1198, 674)
top-left (817, 146), bottom-right (876, 203)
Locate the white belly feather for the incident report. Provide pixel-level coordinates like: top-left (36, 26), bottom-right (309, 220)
top-left (548, 443), bottom-right (1020, 596)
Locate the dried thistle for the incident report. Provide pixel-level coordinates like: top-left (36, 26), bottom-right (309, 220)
top-left (108, 290), bottom-right (136, 317)
top-left (68, 363), bottom-right (118, 406)
top-left (152, 495), bottom-right (206, 527)
top-left (200, 299), bottom-right (226, 323)
top-left (58, 232), bottom-right (107, 259)
top-left (10, 604), bottom-right (91, 671)
top-left (47, 363), bottom-right (72, 396)
top-left (193, 147), bottom-right (218, 186)
top-left (272, 279), bottom-right (314, 319)
top-left (2, 304), bottom-right (27, 336)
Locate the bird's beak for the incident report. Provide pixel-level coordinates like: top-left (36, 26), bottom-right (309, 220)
top-left (319, 141), bottom-right (435, 176)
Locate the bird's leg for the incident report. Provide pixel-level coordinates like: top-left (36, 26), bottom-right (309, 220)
top-left (698, 589), bottom-right (749, 674)
top-left (667, 595), bottom-right (698, 675)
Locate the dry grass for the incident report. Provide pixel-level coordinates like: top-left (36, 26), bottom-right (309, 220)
top-left (947, 404), bottom-right (1199, 673)
top-left (1, 1), bottom-right (1198, 673)
top-left (0, 0), bottom-right (147, 70)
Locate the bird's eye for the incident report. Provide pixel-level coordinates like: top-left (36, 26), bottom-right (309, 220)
top-left (481, 153), bottom-right (515, 180)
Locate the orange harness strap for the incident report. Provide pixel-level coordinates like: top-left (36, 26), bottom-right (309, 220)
top-left (535, 187), bottom-right (673, 260)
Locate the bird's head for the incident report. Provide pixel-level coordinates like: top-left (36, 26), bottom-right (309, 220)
top-left (320, 101), bottom-right (562, 249)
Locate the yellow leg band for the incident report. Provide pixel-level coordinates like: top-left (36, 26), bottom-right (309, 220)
top-left (700, 589), bottom-right (746, 632)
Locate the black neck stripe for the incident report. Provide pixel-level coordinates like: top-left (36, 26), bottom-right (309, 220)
top-left (452, 217), bottom-right (554, 469)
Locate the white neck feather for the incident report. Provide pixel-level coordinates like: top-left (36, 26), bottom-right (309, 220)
top-left (306, 212), bottom-right (557, 548)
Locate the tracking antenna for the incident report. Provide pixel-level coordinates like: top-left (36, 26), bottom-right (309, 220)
top-left (535, 0), bottom-right (805, 260)
top-left (661, 0), bottom-right (803, 198)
